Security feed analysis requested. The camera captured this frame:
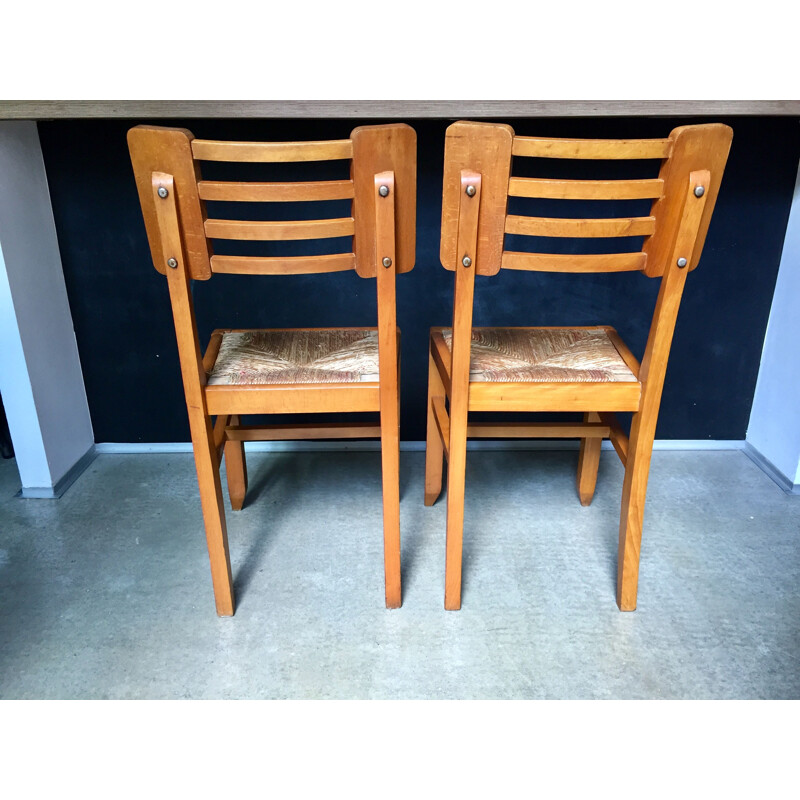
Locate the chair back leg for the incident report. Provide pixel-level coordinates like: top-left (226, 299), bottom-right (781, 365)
top-left (376, 174), bottom-right (402, 608)
top-left (617, 409), bottom-right (657, 610)
top-left (188, 408), bottom-right (235, 616)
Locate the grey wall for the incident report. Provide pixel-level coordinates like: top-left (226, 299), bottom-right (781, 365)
top-left (0, 121), bottom-right (93, 490)
top-left (747, 160), bottom-right (800, 485)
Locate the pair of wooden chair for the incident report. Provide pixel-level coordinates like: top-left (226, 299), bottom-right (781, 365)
top-left (128, 120), bottom-right (732, 616)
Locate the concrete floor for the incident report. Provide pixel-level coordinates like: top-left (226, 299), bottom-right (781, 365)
top-left (0, 448), bottom-right (797, 699)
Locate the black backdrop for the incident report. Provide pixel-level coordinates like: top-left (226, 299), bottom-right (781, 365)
top-left (38, 116), bottom-right (799, 443)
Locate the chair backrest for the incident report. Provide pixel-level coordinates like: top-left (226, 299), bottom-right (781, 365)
top-left (440, 120), bottom-right (732, 278)
top-left (128, 123), bottom-right (416, 280)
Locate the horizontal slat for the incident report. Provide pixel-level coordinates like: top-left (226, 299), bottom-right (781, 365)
top-left (508, 177), bottom-right (664, 200)
top-left (467, 381), bottom-right (642, 412)
top-left (505, 215), bottom-right (656, 238)
top-left (501, 251), bottom-right (646, 273)
top-left (205, 384), bottom-right (380, 415)
top-left (225, 422), bottom-right (381, 441)
top-left (511, 136), bottom-right (671, 160)
top-left (191, 138), bottom-right (353, 162)
top-left (467, 422), bottom-right (611, 438)
top-left (204, 217), bottom-right (355, 240)
top-left (210, 253), bottom-right (356, 275)
top-left (197, 179), bottom-right (355, 202)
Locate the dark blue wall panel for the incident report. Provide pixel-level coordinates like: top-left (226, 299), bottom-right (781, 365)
top-left (38, 116), bottom-right (799, 442)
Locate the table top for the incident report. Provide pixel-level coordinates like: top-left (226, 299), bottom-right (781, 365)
top-left (2, 100), bottom-right (799, 120)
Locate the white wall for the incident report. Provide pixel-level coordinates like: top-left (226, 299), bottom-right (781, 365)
top-left (747, 158), bottom-right (800, 488)
top-left (0, 121), bottom-right (94, 495)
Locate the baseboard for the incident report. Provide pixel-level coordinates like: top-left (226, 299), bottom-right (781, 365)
top-left (742, 442), bottom-right (800, 495)
top-left (28, 441), bottom-right (788, 501)
top-left (96, 439), bottom-right (746, 454)
top-left (18, 444), bottom-right (96, 499)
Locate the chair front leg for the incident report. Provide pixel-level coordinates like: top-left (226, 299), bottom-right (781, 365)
top-left (576, 411), bottom-right (602, 506)
top-left (224, 414), bottom-right (248, 511)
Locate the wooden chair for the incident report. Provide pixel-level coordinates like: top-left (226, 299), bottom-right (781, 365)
top-left (128, 123), bottom-right (416, 615)
top-left (425, 120), bottom-right (732, 611)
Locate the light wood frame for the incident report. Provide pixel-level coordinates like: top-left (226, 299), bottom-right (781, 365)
top-left (128, 124), bottom-right (416, 615)
top-left (427, 120), bottom-right (732, 611)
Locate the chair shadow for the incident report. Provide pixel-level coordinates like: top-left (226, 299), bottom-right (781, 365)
top-left (229, 450), bottom-right (395, 605)
top-left (398, 453), bottom-right (413, 503)
top-left (456, 448), bottom-right (621, 602)
top-left (226, 454), bottom-right (293, 604)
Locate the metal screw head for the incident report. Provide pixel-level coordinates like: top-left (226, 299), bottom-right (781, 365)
top-left (694, 186), bottom-right (705, 198)
top-left (382, 257), bottom-right (392, 268)
top-left (462, 255), bottom-right (472, 268)
top-left (676, 257), bottom-right (688, 268)
top-left (157, 187), bottom-right (168, 199)
top-left (379, 185), bottom-right (390, 197)
top-left (465, 185), bottom-right (476, 197)
top-left (167, 258), bottom-right (178, 269)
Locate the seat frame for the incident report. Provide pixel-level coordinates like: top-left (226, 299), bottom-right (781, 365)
top-left (425, 121), bottom-right (732, 611)
top-left (129, 124), bottom-right (415, 615)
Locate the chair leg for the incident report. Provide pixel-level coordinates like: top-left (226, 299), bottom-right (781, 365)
top-left (617, 410), bottom-right (656, 611)
top-left (188, 410), bottom-right (235, 616)
top-left (444, 402), bottom-right (468, 611)
top-left (224, 414), bottom-right (248, 511)
top-left (576, 411), bottom-right (602, 506)
top-left (380, 366), bottom-right (402, 609)
top-left (424, 347), bottom-right (446, 506)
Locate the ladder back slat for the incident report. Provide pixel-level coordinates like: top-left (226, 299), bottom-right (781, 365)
top-left (508, 177), bottom-right (664, 200)
top-left (204, 217), bottom-right (355, 241)
top-left (197, 179), bottom-right (355, 202)
top-left (511, 136), bottom-right (672, 160)
top-left (191, 139), bottom-right (354, 162)
top-left (505, 215), bottom-right (656, 238)
top-left (210, 253), bottom-right (356, 275)
top-left (501, 251), bottom-right (647, 273)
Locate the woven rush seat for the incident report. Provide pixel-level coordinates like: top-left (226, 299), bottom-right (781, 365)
top-left (207, 329), bottom-right (380, 385)
top-left (441, 327), bottom-right (637, 383)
